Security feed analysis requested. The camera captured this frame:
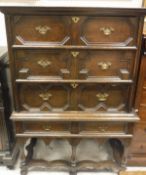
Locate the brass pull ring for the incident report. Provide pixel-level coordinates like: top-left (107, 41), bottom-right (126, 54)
top-left (39, 93), bottom-right (52, 101)
top-left (96, 93), bottom-right (109, 102)
top-left (37, 59), bottom-right (51, 68)
top-left (42, 124), bottom-right (51, 131)
top-left (35, 25), bottom-right (51, 35)
top-left (100, 27), bottom-right (115, 36)
top-left (98, 62), bottom-right (112, 70)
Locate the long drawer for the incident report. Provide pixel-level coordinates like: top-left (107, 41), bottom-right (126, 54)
top-left (16, 83), bottom-right (131, 112)
top-left (15, 121), bottom-right (128, 135)
top-left (14, 49), bottom-right (135, 80)
top-left (12, 15), bottom-right (139, 46)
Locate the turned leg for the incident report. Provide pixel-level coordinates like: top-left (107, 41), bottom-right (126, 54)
top-left (18, 138), bottom-right (37, 175)
top-left (18, 138), bottom-right (29, 175)
top-left (25, 138), bottom-right (37, 163)
top-left (69, 139), bottom-right (81, 175)
top-left (109, 139), bottom-right (124, 166)
top-left (120, 139), bottom-right (131, 168)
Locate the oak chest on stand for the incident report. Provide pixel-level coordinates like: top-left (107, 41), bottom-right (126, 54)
top-left (0, 3), bottom-right (146, 175)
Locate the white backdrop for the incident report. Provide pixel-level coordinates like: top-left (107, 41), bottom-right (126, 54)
top-left (0, 12), bottom-right (7, 46)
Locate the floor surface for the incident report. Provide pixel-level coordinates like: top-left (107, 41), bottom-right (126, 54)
top-left (0, 166), bottom-right (146, 175)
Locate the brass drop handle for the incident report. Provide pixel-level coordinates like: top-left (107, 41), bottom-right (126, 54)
top-left (96, 93), bottom-right (109, 102)
top-left (37, 59), bottom-right (51, 68)
top-left (98, 62), bottom-right (112, 70)
top-left (72, 16), bottom-right (80, 23)
top-left (39, 93), bottom-right (52, 101)
top-left (100, 27), bottom-right (115, 36)
top-left (71, 51), bottom-right (79, 58)
top-left (71, 83), bottom-right (78, 89)
top-left (42, 124), bottom-right (51, 131)
top-left (97, 126), bottom-right (108, 132)
top-left (35, 25), bottom-right (51, 35)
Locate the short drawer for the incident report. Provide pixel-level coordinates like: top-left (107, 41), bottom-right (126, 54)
top-left (79, 16), bottom-right (138, 46)
top-left (13, 15), bottom-right (71, 45)
top-left (16, 83), bottom-right (131, 113)
top-left (14, 50), bottom-right (135, 81)
top-left (79, 122), bottom-right (127, 134)
top-left (14, 50), bottom-right (71, 79)
top-left (15, 122), bottom-right (70, 133)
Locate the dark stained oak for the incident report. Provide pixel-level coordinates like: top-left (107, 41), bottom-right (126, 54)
top-left (0, 3), bottom-right (146, 175)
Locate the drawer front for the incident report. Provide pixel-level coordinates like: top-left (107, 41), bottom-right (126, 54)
top-left (79, 17), bottom-right (138, 46)
top-left (77, 50), bottom-right (135, 80)
top-left (79, 122), bottom-right (127, 134)
top-left (15, 121), bottom-right (127, 135)
top-left (13, 16), bottom-right (138, 46)
top-left (13, 16), bottom-right (71, 45)
top-left (78, 84), bottom-right (130, 112)
top-left (15, 122), bottom-right (70, 133)
top-left (14, 50), bottom-right (135, 80)
top-left (17, 83), bottom-right (130, 113)
top-left (17, 83), bottom-right (72, 112)
top-left (15, 50), bottom-right (71, 79)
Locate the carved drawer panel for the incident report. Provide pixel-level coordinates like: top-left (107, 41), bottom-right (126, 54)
top-left (78, 84), bottom-right (130, 112)
top-left (14, 50), bottom-right (71, 79)
top-left (79, 122), bottom-right (127, 134)
top-left (13, 16), bottom-right (71, 45)
top-left (14, 50), bottom-right (135, 80)
top-left (17, 83), bottom-right (72, 112)
top-left (15, 122), bottom-right (70, 133)
top-left (79, 17), bottom-right (138, 46)
top-left (16, 83), bottom-right (130, 113)
top-left (77, 50), bottom-right (135, 80)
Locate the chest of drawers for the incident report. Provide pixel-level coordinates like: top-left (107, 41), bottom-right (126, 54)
top-left (0, 3), bottom-right (146, 175)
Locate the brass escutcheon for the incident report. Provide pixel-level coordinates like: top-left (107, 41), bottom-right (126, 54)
top-left (35, 25), bottom-right (51, 35)
top-left (96, 93), bottom-right (109, 102)
top-left (37, 59), bottom-right (51, 68)
top-left (71, 83), bottom-right (78, 89)
top-left (72, 16), bottom-right (80, 23)
top-left (100, 27), bottom-right (115, 36)
top-left (71, 51), bottom-right (79, 58)
top-left (42, 124), bottom-right (51, 131)
top-left (98, 62), bottom-right (112, 70)
top-left (39, 93), bottom-right (52, 101)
